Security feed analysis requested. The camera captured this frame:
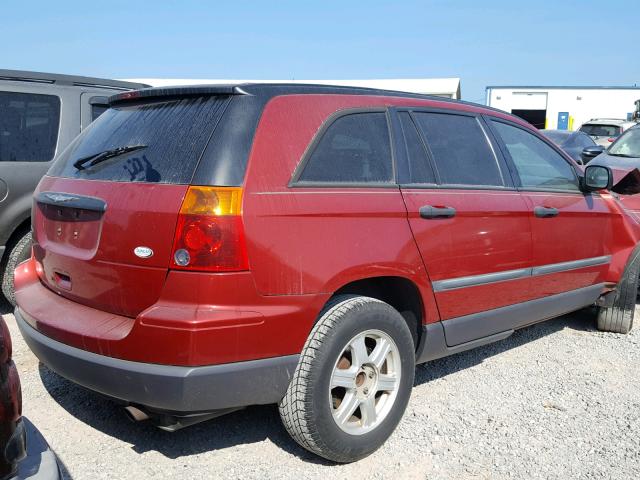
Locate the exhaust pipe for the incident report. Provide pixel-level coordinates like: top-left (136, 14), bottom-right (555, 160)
top-left (124, 405), bottom-right (150, 422)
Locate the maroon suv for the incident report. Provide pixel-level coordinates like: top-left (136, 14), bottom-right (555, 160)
top-left (14, 84), bottom-right (640, 462)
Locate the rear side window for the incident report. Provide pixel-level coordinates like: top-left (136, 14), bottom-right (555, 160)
top-left (398, 112), bottom-right (436, 184)
top-left (50, 96), bottom-right (230, 184)
top-left (491, 121), bottom-right (579, 191)
top-left (0, 91), bottom-right (60, 162)
top-left (412, 112), bottom-right (504, 187)
top-left (297, 112), bottom-right (393, 184)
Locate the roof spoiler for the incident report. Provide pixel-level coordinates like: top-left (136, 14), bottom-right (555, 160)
top-left (108, 85), bottom-right (249, 105)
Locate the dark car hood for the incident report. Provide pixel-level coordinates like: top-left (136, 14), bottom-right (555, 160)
top-left (589, 152), bottom-right (640, 183)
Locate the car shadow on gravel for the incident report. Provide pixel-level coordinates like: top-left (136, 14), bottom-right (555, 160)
top-left (37, 306), bottom-right (601, 464)
top-left (37, 363), bottom-right (333, 465)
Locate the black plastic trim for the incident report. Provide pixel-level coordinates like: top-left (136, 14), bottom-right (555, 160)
top-left (36, 192), bottom-right (107, 213)
top-left (442, 283), bottom-right (604, 346)
top-left (416, 322), bottom-right (513, 364)
top-left (16, 310), bottom-right (298, 414)
top-left (109, 85), bottom-right (246, 105)
top-left (417, 283), bottom-right (605, 363)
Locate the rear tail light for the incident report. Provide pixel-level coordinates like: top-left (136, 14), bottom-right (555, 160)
top-left (171, 186), bottom-right (248, 272)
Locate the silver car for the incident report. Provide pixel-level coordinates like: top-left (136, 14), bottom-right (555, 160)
top-left (579, 118), bottom-right (637, 147)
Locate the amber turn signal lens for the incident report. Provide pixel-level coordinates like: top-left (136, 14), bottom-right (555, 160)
top-left (180, 186), bottom-right (242, 216)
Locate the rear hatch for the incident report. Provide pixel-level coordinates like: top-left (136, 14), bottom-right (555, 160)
top-left (33, 92), bottom-right (232, 317)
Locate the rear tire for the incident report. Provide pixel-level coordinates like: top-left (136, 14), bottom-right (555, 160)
top-left (278, 295), bottom-right (415, 463)
top-left (2, 231), bottom-right (32, 306)
top-left (597, 248), bottom-right (640, 334)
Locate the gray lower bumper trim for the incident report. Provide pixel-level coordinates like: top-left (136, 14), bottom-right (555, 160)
top-left (16, 309), bottom-right (298, 413)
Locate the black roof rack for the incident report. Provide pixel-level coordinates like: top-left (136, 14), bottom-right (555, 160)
top-left (0, 69), bottom-right (149, 91)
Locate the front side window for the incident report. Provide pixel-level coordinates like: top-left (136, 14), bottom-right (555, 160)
top-left (412, 112), bottom-right (504, 186)
top-left (0, 91), bottom-right (61, 162)
top-left (297, 112), bottom-right (393, 184)
top-left (491, 121), bottom-right (579, 191)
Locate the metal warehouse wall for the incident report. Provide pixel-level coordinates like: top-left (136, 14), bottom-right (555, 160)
top-left (486, 86), bottom-right (640, 131)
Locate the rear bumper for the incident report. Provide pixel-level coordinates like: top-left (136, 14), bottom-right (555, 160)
top-left (16, 309), bottom-right (298, 413)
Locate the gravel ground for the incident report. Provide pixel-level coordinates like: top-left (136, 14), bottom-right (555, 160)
top-left (5, 303), bottom-right (640, 479)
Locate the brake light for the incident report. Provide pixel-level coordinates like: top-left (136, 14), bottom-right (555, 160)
top-left (171, 186), bottom-right (248, 272)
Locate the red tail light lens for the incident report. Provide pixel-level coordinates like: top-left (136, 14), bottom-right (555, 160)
top-left (171, 187), bottom-right (248, 272)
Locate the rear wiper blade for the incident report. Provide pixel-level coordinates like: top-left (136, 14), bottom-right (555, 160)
top-left (73, 145), bottom-right (147, 170)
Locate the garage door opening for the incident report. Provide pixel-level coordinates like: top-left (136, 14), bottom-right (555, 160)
top-left (511, 109), bottom-right (547, 129)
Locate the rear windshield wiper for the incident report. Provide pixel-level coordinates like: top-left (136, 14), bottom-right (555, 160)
top-left (73, 145), bottom-right (148, 170)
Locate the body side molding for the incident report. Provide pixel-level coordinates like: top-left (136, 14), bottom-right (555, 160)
top-left (432, 256), bottom-right (611, 292)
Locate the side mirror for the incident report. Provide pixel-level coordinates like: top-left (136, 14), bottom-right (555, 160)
top-left (581, 145), bottom-right (605, 164)
top-left (582, 165), bottom-right (613, 192)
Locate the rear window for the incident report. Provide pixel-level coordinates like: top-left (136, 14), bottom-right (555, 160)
top-left (580, 124), bottom-right (621, 137)
top-left (49, 96), bottom-right (230, 184)
top-left (0, 91), bottom-right (60, 162)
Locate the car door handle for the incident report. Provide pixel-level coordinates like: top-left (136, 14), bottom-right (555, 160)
top-left (419, 205), bottom-right (457, 219)
top-left (534, 206), bottom-right (559, 218)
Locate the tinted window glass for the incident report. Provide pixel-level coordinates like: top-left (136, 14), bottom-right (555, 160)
top-left (298, 113), bottom-right (392, 183)
top-left (91, 104), bottom-right (109, 121)
top-left (580, 124), bottom-right (620, 137)
top-left (413, 112), bottom-right (504, 186)
top-left (398, 112), bottom-right (436, 184)
top-left (50, 96), bottom-right (230, 184)
top-left (0, 91), bottom-right (60, 162)
top-left (609, 128), bottom-right (640, 157)
top-left (491, 121), bottom-right (579, 191)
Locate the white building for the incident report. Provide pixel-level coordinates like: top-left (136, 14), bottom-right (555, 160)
top-left (127, 78), bottom-right (461, 99)
top-left (486, 85), bottom-right (640, 131)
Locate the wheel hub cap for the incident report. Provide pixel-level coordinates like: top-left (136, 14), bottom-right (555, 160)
top-left (329, 329), bottom-right (401, 435)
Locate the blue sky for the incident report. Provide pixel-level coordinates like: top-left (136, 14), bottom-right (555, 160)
top-left (2, 0), bottom-right (638, 103)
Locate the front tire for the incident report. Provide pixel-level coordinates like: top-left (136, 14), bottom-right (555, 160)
top-left (279, 295), bottom-right (415, 463)
top-left (597, 247), bottom-right (640, 334)
top-left (2, 231), bottom-right (32, 306)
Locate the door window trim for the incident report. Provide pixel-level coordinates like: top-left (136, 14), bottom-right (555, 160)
top-left (485, 115), bottom-right (583, 195)
top-left (391, 107), bottom-right (515, 191)
top-left (289, 107), bottom-right (398, 188)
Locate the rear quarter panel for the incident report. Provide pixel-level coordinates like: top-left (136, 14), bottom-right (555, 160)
top-left (241, 94), bottom-right (492, 325)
